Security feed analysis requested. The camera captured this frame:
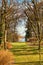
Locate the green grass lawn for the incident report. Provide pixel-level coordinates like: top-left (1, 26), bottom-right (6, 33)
top-left (10, 42), bottom-right (43, 65)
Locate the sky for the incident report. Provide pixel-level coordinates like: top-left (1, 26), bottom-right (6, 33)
top-left (17, 0), bottom-right (32, 3)
top-left (16, 19), bottom-right (27, 42)
top-left (16, 19), bottom-right (26, 36)
top-left (7, 0), bottom-right (32, 4)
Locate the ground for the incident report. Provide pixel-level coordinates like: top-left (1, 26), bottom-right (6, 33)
top-left (10, 42), bottom-right (43, 65)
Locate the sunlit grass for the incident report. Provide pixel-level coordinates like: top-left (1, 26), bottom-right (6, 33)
top-left (10, 42), bottom-right (43, 65)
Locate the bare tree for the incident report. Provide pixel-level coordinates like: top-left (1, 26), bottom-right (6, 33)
top-left (24, 0), bottom-right (43, 65)
top-left (0, 0), bottom-right (26, 49)
top-left (0, 0), bottom-right (20, 49)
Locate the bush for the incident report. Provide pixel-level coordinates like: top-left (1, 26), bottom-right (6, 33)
top-left (0, 42), bottom-right (12, 49)
top-left (0, 50), bottom-right (14, 65)
top-left (6, 42), bottom-right (12, 49)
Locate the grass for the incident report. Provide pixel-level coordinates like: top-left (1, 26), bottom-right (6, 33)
top-left (10, 42), bottom-right (43, 65)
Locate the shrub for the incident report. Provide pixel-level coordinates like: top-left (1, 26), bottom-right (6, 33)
top-left (0, 42), bottom-right (12, 49)
top-left (0, 50), bottom-right (14, 65)
top-left (6, 42), bottom-right (12, 49)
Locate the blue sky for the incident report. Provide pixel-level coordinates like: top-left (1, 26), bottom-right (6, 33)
top-left (8, 0), bottom-right (41, 4)
top-left (8, 0), bottom-right (32, 4)
top-left (17, 0), bottom-right (24, 3)
top-left (17, 0), bottom-right (32, 3)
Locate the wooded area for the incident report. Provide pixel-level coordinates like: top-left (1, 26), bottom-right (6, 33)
top-left (0, 0), bottom-right (43, 65)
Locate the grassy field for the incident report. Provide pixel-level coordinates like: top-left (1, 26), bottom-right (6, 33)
top-left (10, 42), bottom-right (43, 65)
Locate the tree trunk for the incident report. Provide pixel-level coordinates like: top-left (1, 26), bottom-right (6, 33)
top-left (38, 40), bottom-right (41, 65)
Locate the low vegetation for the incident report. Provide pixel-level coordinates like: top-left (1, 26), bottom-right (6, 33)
top-left (0, 50), bottom-right (14, 65)
top-left (10, 42), bottom-right (43, 65)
